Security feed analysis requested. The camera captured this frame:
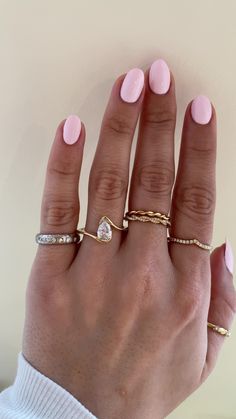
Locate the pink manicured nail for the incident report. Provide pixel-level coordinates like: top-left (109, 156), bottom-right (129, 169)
top-left (120, 68), bottom-right (144, 103)
top-left (191, 95), bottom-right (212, 125)
top-left (149, 59), bottom-right (171, 95)
top-left (63, 115), bottom-right (81, 145)
top-left (225, 238), bottom-right (234, 275)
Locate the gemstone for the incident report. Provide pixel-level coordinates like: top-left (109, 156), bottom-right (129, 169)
top-left (48, 236), bottom-right (55, 243)
top-left (97, 220), bottom-right (112, 242)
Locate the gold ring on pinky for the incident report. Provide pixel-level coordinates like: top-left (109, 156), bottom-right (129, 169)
top-left (124, 210), bottom-right (171, 227)
top-left (167, 236), bottom-right (212, 251)
top-left (77, 216), bottom-right (128, 243)
top-left (207, 322), bottom-right (231, 337)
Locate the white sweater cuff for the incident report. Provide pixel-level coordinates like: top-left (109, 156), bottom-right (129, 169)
top-left (0, 352), bottom-right (98, 418)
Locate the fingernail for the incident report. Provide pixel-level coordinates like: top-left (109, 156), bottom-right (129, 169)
top-left (225, 238), bottom-right (234, 275)
top-left (120, 68), bottom-right (144, 103)
top-left (149, 59), bottom-right (171, 95)
top-left (191, 95), bottom-right (212, 125)
top-left (63, 115), bottom-right (82, 145)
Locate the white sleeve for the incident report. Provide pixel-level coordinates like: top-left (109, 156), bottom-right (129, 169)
top-left (0, 352), bottom-right (98, 418)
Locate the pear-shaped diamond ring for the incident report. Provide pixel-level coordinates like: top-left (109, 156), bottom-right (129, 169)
top-left (77, 216), bottom-right (128, 243)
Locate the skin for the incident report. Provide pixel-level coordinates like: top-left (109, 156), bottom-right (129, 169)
top-left (22, 65), bottom-right (236, 419)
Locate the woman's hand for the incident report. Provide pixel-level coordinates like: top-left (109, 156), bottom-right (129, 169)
top-left (22, 59), bottom-right (236, 419)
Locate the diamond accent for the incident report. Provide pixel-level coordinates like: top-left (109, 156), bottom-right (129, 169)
top-left (36, 232), bottom-right (79, 245)
top-left (97, 220), bottom-right (112, 242)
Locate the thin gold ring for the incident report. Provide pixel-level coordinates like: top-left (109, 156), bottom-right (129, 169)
top-left (167, 236), bottom-right (212, 251)
top-left (77, 216), bottom-right (127, 243)
top-left (124, 214), bottom-right (170, 227)
top-left (127, 210), bottom-right (170, 221)
top-left (124, 210), bottom-right (171, 227)
top-left (207, 322), bottom-right (231, 337)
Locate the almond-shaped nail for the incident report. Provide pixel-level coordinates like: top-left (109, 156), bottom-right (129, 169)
top-left (191, 95), bottom-right (212, 125)
top-left (149, 59), bottom-right (171, 95)
top-left (225, 238), bottom-right (234, 275)
top-left (120, 68), bottom-right (144, 103)
top-left (63, 114), bottom-right (81, 145)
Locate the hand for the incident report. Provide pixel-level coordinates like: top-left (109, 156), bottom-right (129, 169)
top-left (22, 59), bottom-right (236, 419)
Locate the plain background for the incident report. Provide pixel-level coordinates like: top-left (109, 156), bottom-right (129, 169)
top-left (0, 0), bottom-right (235, 417)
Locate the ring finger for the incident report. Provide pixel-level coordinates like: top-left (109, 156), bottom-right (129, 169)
top-left (169, 95), bottom-right (216, 275)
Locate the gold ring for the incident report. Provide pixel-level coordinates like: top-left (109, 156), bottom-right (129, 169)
top-left (127, 210), bottom-right (170, 221)
top-left (77, 216), bottom-right (127, 243)
top-left (167, 236), bottom-right (212, 251)
top-left (207, 322), bottom-right (231, 337)
top-left (124, 210), bottom-right (171, 227)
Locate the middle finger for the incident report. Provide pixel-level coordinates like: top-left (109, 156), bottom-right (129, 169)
top-left (78, 68), bottom-right (145, 257)
top-left (128, 59), bottom-right (176, 253)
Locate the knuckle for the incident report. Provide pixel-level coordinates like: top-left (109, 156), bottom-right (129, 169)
top-left (42, 198), bottom-right (78, 227)
top-left (188, 143), bottom-right (215, 158)
top-left (231, 292), bottom-right (236, 314)
top-left (175, 185), bottom-right (215, 218)
top-left (177, 285), bottom-right (204, 324)
top-left (221, 291), bottom-right (236, 316)
top-left (47, 159), bottom-right (77, 179)
top-left (28, 271), bottom-right (70, 312)
top-left (138, 163), bottom-right (174, 197)
top-left (142, 108), bottom-right (176, 132)
top-left (103, 114), bottom-right (133, 137)
top-left (90, 167), bottom-right (127, 201)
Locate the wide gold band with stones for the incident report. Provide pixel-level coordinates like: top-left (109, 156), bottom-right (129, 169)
top-left (207, 321), bottom-right (231, 337)
top-left (124, 210), bottom-right (171, 227)
top-left (77, 216), bottom-right (127, 243)
top-left (167, 236), bottom-right (212, 251)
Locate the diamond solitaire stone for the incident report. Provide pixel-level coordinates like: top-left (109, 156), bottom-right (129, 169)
top-left (97, 219), bottom-right (112, 242)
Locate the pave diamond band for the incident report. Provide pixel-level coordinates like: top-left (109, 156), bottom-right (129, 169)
top-left (167, 236), bottom-right (212, 251)
top-left (35, 232), bottom-right (80, 245)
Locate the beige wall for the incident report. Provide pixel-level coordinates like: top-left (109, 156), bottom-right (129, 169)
top-left (0, 0), bottom-right (235, 417)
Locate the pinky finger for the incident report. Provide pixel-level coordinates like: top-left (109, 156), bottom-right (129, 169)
top-left (201, 240), bottom-right (236, 381)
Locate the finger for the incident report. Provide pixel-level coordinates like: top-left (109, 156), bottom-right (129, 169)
top-left (128, 59), bottom-right (176, 253)
top-left (169, 96), bottom-right (216, 271)
top-left (201, 241), bottom-right (236, 381)
top-left (36, 116), bottom-right (85, 274)
top-left (77, 68), bottom-right (145, 257)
